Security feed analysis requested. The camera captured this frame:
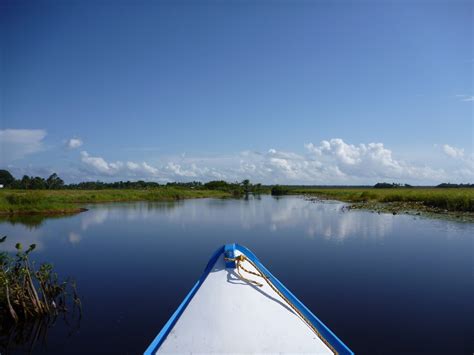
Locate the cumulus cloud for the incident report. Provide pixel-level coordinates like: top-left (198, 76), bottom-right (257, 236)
top-left (80, 151), bottom-right (162, 178)
top-left (80, 151), bottom-right (125, 175)
top-left (126, 161), bottom-right (158, 175)
top-left (0, 129), bottom-right (46, 163)
top-left (304, 139), bottom-right (427, 180)
top-left (442, 144), bottom-right (464, 158)
top-left (67, 138), bottom-right (83, 149)
top-left (165, 162), bottom-right (198, 177)
top-left (79, 151), bottom-right (228, 181)
top-left (77, 139), bottom-right (473, 184)
top-left (438, 144), bottom-right (473, 181)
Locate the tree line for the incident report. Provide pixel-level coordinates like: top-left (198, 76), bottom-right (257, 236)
top-left (374, 182), bottom-right (474, 188)
top-left (0, 170), bottom-right (267, 194)
top-left (2, 169), bottom-right (470, 192)
top-left (0, 170), bottom-right (65, 189)
top-left (436, 183), bottom-right (474, 188)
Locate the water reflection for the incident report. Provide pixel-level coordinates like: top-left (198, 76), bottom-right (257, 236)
top-left (80, 201), bottom-right (184, 229)
top-left (0, 303), bottom-right (82, 354)
top-left (1, 197), bottom-right (472, 253)
top-left (81, 209), bottom-right (109, 230)
top-left (72, 196), bottom-right (392, 242)
top-left (0, 214), bottom-right (70, 229)
top-left (69, 232), bottom-right (82, 244)
top-left (0, 225), bottom-right (45, 252)
top-left (0, 196), bottom-right (472, 354)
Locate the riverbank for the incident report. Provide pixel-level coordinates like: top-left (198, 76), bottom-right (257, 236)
top-left (292, 187), bottom-right (474, 221)
top-left (2, 187), bottom-right (473, 221)
top-left (0, 188), bottom-right (231, 215)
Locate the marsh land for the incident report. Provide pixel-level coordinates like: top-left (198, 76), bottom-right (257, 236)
top-left (0, 188), bottom-right (231, 215)
top-left (0, 186), bottom-right (472, 222)
top-left (290, 187), bottom-right (474, 221)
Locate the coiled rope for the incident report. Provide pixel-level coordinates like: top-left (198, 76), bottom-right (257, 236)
top-left (224, 254), bottom-right (337, 355)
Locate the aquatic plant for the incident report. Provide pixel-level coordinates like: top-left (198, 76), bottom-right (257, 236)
top-left (0, 237), bottom-right (81, 323)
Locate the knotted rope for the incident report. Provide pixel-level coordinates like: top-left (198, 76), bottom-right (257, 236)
top-left (224, 253), bottom-right (338, 355)
top-left (225, 254), bottom-right (264, 287)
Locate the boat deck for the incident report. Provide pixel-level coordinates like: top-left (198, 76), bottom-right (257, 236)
top-left (156, 250), bottom-right (334, 354)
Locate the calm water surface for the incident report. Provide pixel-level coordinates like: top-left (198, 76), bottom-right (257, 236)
top-left (1, 196), bottom-right (472, 354)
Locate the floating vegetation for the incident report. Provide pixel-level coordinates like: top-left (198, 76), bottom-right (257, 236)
top-left (0, 236), bottom-right (81, 323)
top-left (295, 188), bottom-right (474, 213)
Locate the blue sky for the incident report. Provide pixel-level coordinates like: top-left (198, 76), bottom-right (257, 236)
top-left (1, 0), bottom-right (472, 184)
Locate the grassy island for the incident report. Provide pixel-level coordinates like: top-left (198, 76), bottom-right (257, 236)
top-left (0, 188), bottom-right (231, 215)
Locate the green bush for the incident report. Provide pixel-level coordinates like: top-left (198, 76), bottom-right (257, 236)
top-left (271, 185), bottom-right (289, 196)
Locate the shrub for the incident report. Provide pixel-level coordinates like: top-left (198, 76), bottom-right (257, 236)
top-left (271, 185), bottom-right (289, 196)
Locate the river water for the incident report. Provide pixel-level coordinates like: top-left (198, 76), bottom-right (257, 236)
top-left (0, 195), bottom-right (472, 354)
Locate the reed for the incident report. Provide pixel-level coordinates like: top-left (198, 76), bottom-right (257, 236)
top-left (0, 237), bottom-right (81, 323)
top-left (290, 187), bottom-right (474, 212)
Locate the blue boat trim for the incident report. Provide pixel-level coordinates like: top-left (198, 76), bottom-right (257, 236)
top-left (144, 244), bottom-right (353, 355)
top-left (224, 243), bottom-right (236, 269)
top-left (234, 244), bottom-right (354, 355)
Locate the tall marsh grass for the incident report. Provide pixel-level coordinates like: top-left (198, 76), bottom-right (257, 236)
top-left (292, 188), bottom-right (474, 212)
top-left (0, 188), bottom-right (231, 214)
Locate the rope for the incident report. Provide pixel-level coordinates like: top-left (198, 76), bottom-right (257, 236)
top-left (225, 254), bottom-right (263, 287)
top-left (224, 254), bottom-right (338, 355)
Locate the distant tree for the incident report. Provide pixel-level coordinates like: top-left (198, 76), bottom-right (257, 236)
top-left (136, 180), bottom-right (146, 189)
top-left (241, 179), bottom-right (250, 193)
top-left (0, 169), bottom-right (15, 187)
top-left (30, 176), bottom-right (46, 189)
top-left (46, 173), bottom-right (64, 189)
top-left (204, 180), bottom-right (231, 190)
top-left (204, 180), bottom-right (244, 196)
top-left (166, 181), bottom-right (199, 188)
top-left (20, 175), bottom-right (31, 189)
top-left (271, 185), bottom-right (289, 196)
top-left (436, 183), bottom-right (474, 188)
top-left (374, 182), bottom-right (395, 188)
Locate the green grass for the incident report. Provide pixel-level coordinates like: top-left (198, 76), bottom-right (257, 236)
top-left (0, 188), bottom-right (231, 215)
top-left (289, 187), bottom-right (474, 212)
top-left (2, 186), bottom-right (473, 216)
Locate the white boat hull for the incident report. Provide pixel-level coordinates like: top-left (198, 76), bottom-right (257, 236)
top-left (145, 244), bottom-right (353, 354)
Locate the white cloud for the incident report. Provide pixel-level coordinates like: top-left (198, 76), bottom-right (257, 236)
top-left (77, 139), bottom-right (473, 184)
top-left (0, 129), bottom-right (46, 163)
top-left (80, 151), bottom-right (123, 175)
top-left (442, 144), bottom-right (465, 159)
top-left (126, 161), bottom-right (159, 175)
top-left (439, 144), bottom-right (474, 181)
top-left (165, 162), bottom-right (198, 177)
top-left (442, 144), bottom-right (464, 158)
top-left (67, 138), bottom-right (83, 149)
top-left (456, 94), bottom-right (474, 102)
top-left (80, 151), bottom-right (160, 178)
